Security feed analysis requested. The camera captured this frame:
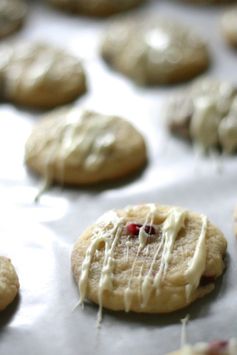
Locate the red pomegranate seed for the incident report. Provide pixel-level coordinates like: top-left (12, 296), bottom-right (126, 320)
top-left (126, 223), bottom-right (156, 236)
top-left (199, 275), bottom-right (215, 286)
top-left (207, 340), bottom-right (228, 355)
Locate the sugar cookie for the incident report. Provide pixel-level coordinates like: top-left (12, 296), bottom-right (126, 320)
top-left (166, 78), bottom-right (237, 154)
top-left (0, 0), bottom-right (27, 39)
top-left (222, 8), bottom-right (237, 48)
top-left (72, 203), bottom-right (227, 313)
top-left (47, 0), bottom-right (145, 17)
top-left (0, 42), bottom-right (86, 109)
top-left (25, 108), bottom-right (147, 185)
top-left (101, 18), bottom-right (209, 85)
top-left (0, 256), bottom-right (19, 311)
top-left (168, 339), bottom-right (237, 355)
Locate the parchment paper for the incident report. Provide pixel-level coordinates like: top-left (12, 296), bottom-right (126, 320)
top-left (0, 1), bottom-right (237, 354)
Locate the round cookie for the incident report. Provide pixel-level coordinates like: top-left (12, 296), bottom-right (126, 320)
top-left (71, 203), bottom-right (227, 313)
top-left (181, 0), bottom-right (236, 4)
top-left (0, 42), bottom-right (86, 109)
top-left (166, 78), bottom-right (237, 154)
top-left (221, 8), bottom-right (237, 48)
top-left (25, 108), bottom-right (147, 185)
top-left (0, 0), bottom-right (27, 39)
top-left (101, 18), bottom-right (209, 85)
top-left (47, 0), bottom-right (145, 17)
top-left (168, 339), bottom-right (237, 355)
top-left (0, 256), bottom-right (19, 311)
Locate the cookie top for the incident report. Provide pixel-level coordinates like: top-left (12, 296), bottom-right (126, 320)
top-left (0, 256), bottom-right (19, 311)
top-left (101, 18), bottom-right (209, 85)
top-left (0, 0), bottom-right (27, 39)
top-left (168, 339), bottom-right (237, 355)
top-left (0, 42), bottom-right (86, 108)
top-left (47, 0), bottom-right (145, 17)
top-left (166, 78), bottom-right (237, 154)
top-left (25, 108), bottom-right (147, 185)
top-left (221, 8), bottom-right (237, 48)
top-left (71, 203), bottom-right (227, 313)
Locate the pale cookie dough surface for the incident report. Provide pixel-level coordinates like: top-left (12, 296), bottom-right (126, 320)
top-left (25, 108), bottom-right (147, 185)
top-left (166, 78), bottom-right (237, 154)
top-left (0, 256), bottom-right (19, 311)
top-left (47, 0), bottom-right (145, 17)
top-left (101, 18), bottom-right (209, 85)
top-left (71, 203), bottom-right (227, 313)
top-left (0, 42), bottom-right (86, 109)
top-left (221, 8), bottom-right (237, 48)
top-left (0, 0), bottom-right (27, 39)
top-left (168, 339), bottom-right (237, 355)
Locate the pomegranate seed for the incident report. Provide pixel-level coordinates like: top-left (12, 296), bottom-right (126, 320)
top-left (199, 275), bottom-right (215, 286)
top-left (207, 340), bottom-right (228, 354)
top-left (126, 223), bottom-right (156, 236)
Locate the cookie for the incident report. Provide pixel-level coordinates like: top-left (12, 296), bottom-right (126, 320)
top-left (47, 0), bottom-right (145, 17)
top-left (25, 108), bottom-right (147, 185)
top-left (0, 0), bottom-right (27, 39)
top-left (71, 203), bottom-right (227, 313)
top-left (221, 8), bottom-right (237, 48)
top-left (168, 339), bottom-right (237, 355)
top-left (166, 78), bottom-right (237, 154)
top-left (181, 0), bottom-right (235, 4)
top-left (101, 18), bottom-right (209, 85)
top-left (0, 42), bottom-right (86, 109)
top-left (0, 256), bottom-right (19, 311)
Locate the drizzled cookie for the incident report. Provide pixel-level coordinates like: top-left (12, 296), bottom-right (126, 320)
top-left (166, 78), bottom-right (237, 154)
top-left (168, 339), bottom-right (237, 355)
top-left (0, 256), bottom-right (19, 311)
top-left (47, 0), bottom-right (145, 16)
top-left (25, 108), bottom-right (147, 185)
top-left (71, 204), bottom-right (227, 314)
top-left (0, 0), bottom-right (27, 39)
top-left (101, 18), bottom-right (209, 85)
top-left (221, 8), bottom-right (237, 48)
top-left (0, 42), bottom-right (86, 109)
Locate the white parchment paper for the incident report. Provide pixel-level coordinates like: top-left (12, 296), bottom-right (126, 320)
top-left (0, 1), bottom-right (237, 354)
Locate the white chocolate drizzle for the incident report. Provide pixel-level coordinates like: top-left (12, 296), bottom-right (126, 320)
top-left (185, 215), bottom-right (207, 300)
top-left (79, 210), bottom-right (124, 305)
top-left (180, 314), bottom-right (190, 348)
top-left (141, 208), bottom-right (186, 307)
top-left (124, 204), bottom-right (156, 312)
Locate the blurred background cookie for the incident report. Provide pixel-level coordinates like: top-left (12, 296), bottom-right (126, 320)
top-left (101, 18), bottom-right (210, 85)
top-left (165, 78), bottom-right (237, 154)
top-left (0, 0), bottom-right (27, 39)
top-left (46, 0), bottom-right (145, 17)
top-left (25, 108), bottom-right (147, 185)
top-left (0, 42), bottom-right (87, 109)
top-left (72, 203), bottom-right (227, 313)
top-left (180, 0), bottom-right (236, 4)
top-left (221, 7), bottom-right (237, 48)
top-left (0, 256), bottom-right (19, 311)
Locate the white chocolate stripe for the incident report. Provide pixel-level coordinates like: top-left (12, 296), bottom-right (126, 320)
top-left (141, 208), bottom-right (186, 306)
top-left (79, 210), bottom-right (124, 305)
top-left (138, 203), bottom-right (156, 248)
top-left (185, 215), bottom-right (207, 299)
top-left (79, 236), bottom-right (105, 304)
top-left (124, 204), bottom-right (156, 311)
top-left (98, 224), bottom-right (123, 301)
top-left (154, 208), bottom-right (186, 287)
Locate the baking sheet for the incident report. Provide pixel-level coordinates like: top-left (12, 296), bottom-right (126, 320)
top-left (1, 0), bottom-right (237, 354)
